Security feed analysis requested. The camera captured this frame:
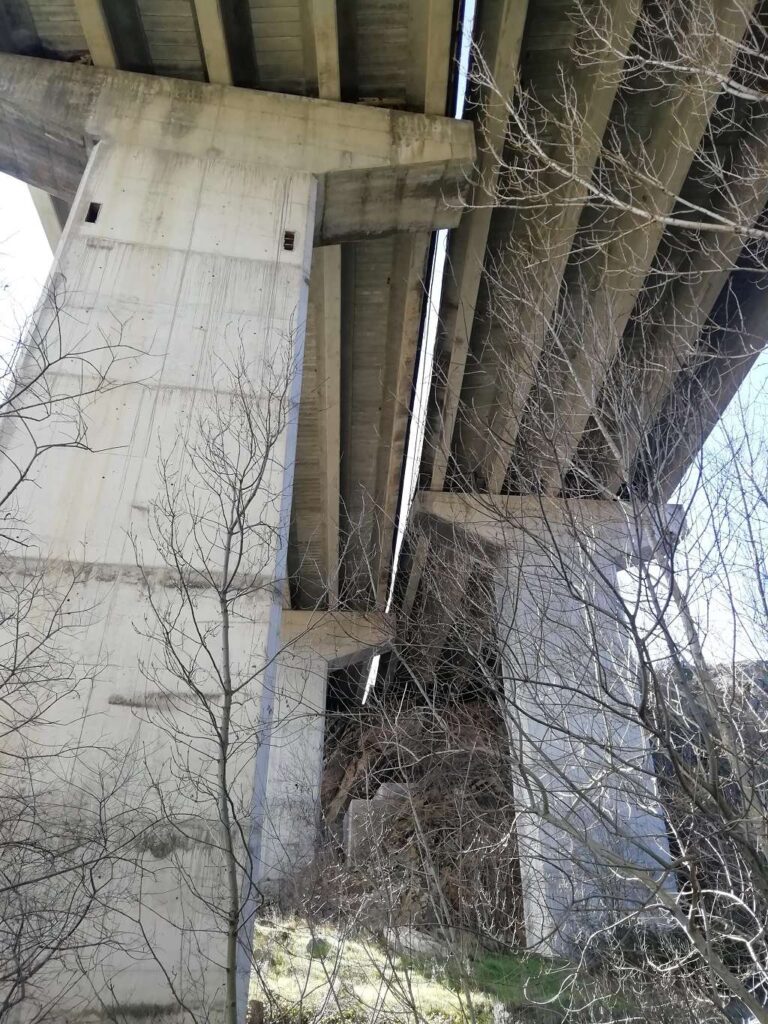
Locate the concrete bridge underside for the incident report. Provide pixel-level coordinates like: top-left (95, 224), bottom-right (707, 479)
top-left (0, 0), bottom-right (767, 1018)
top-left (2, 0), bottom-right (763, 607)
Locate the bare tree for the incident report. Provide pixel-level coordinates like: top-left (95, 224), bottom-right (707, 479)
top-left (122, 340), bottom-right (334, 1024)
top-left (0, 275), bottom-right (139, 1023)
top-left (303, 3), bottom-right (768, 1021)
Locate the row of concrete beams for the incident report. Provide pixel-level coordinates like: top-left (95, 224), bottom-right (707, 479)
top-left (184, 0), bottom-right (340, 96)
top-left (304, 1), bottom-right (452, 604)
top-left (477, 0), bottom-right (644, 495)
top-left (513, 0), bottom-right (758, 497)
top-left (73, 0), bottom-right (230, 81)
top-left (71, 0), bottom-right (345, 95)
top-left (70, 0), bottom-right (453, 110)
top-left (426, 0), bottom-right (639, 493)
top-left (578, 117), bottom-right (768, 497)
top-left (409, 0), bottom-right (632, 617)
top-left (425, 0), bottom-right (762, 509)
top-left (65, 0), bottom-right (451, 99)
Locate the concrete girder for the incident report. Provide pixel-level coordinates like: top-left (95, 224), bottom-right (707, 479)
top-left (372, 232), bottom-right (431, 603)
top-left (303, 0), bottom-right (341, 101)
top-left (577, 121), bottom-right (768, 496)
top-left (191, 0), bottom-right (234, 85)
top-left (313, 245), bottom-right (342, 607)
top-left (425, 0), bottom-right (529, 493)
top-left (406, 0), bottom-right (454, 116)
top-left (73, 0), bottom-right (118, 66)
top-left (514, 0), bottom-right (757, 497)
top-left (468, 0), bottom-right (641, 494)
top-left (301, 0), bottom-right (342, 608)
top-left (0, 54), bottom-right (475, 241)
top-left (74, 0), bottom-right (154, 74)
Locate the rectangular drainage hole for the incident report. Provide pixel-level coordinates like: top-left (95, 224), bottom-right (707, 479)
top-left (283, 230), bottom-right (295, 251)
top-left (85, 201), bottom-right (101, 224)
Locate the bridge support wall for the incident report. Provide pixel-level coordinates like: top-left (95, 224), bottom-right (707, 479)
top-left (418, 494), bottom-right (674, 954)
top-left (6, 137), bottom-right (318, 1020)
top-left (495, 518), bottom-right (671, 952)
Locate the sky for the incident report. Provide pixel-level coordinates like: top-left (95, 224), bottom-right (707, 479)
top-left (0, 176), bottom-right (52, 346)
top-left (674, 349), bottom-right (768, 663)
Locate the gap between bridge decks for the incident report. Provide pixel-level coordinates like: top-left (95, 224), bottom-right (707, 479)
top-left (363, 0), bottom-right (478, 701)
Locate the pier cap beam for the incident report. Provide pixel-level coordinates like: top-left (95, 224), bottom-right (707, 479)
top-left (280, 610), bottom-right (392, 668)
top-left (417, 491), bottom-right (685, 566)
top-left (0, 54), bottom-right (474, 243)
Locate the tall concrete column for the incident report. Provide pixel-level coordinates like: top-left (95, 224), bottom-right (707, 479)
top-left (5, 138), bottom-right (317, 1021)
top-left (0, 55), bottom-right (470, 1024)
top-left (417, 493), bottom-right (675, 954)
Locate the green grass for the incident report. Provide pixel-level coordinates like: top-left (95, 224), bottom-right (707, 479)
top-left (249, 917), bottom-right (567, 1024)
top-left (445, 950), bottom-right (565, 1005)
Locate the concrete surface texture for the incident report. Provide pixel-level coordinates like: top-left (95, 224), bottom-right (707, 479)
top-left (493, 510), bottom-right (673, 953)
top-left (0, 54), bottom-right (474, 242)
top-left (2, 0), bottom-right (765, 1018)
top-left (0, 32), bottom-right (455, 1011)
top-left (1, 133), bottom-right (316, 1017)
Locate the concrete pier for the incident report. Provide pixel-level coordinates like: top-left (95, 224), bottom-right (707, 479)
top-left (418, 493), bottom-right (674, 953)
top-left (0, 54), bottom-right (471, 1023)
top-left (262, 611), bottom-right (391, 885)
top-left (6, 136), bottom-right (317, 1021)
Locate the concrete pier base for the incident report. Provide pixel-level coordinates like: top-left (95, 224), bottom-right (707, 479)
top-left (262, 612), bottom-right (392, 886)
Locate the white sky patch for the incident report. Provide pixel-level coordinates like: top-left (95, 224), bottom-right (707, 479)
top-left (0, 180), bottom-right (52, 344)
top-left (670, 350), bottom-right (768, 664)
top-left (0, 174), bottom-right (53, 345)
